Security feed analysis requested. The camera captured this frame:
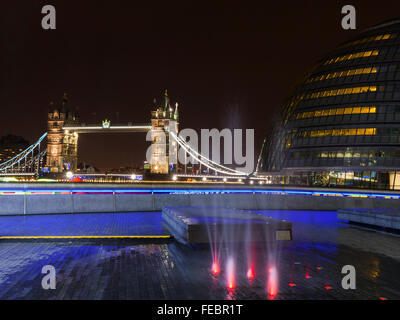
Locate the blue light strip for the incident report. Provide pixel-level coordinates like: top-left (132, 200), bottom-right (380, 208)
top-left (0, 188), bottom-right (399, 199)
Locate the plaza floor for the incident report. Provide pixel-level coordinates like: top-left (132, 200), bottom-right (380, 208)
top-left (0, 210), bottom-right (399, 300)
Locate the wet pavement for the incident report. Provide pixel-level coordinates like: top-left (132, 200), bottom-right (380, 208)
top-left (0, 210), bottom-right (399, 300)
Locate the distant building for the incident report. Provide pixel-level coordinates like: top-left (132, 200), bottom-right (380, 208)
top-left (0, 135), bottom-right (30, 163)
top-left (257, 19), bottom-right (400, 190)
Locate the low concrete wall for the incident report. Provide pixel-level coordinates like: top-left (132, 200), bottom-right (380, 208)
top-left (0, 183), bottom-right (399, 216)
top-left (338, 208), bottom-right (400, 230)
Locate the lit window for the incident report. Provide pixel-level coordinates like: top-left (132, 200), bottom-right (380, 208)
top-left (324, 50), bottom-right (380, 65)
top-left (306, 127), bottom-right (377, 138)
top-left (294, 106), bottom-right (376, 119)
top-left (336, 108), bottom-right (345, 115)
top-left (296, 86), bottom-right (381, 102)
top-left (365, 128), bottom-right (376, 135)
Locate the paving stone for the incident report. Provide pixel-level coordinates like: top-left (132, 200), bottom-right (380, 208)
top-left (0, 210), bottom-right (399, 299)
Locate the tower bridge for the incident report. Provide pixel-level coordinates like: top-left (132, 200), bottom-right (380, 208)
top-left (0, 90), bottom-right (251, 180)
top-left (45, 91), bottom-right (179, 175)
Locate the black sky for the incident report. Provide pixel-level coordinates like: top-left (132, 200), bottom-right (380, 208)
top-left (1, 0), bottom-right (399, 169)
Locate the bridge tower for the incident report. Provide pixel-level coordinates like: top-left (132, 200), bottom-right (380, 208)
top-left (45, 94), bottom-right (80, 173)
top-left (149, 90), bottom-right (179, 174)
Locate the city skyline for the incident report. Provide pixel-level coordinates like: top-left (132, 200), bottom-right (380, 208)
top-left (2, 1), bottom-right (399, 168)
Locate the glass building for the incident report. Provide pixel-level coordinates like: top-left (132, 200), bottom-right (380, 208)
top-left (257, 19), bottom-right (400, 190)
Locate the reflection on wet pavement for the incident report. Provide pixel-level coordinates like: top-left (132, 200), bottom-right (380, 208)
top-left (0, 210), bottom-right (399, 300)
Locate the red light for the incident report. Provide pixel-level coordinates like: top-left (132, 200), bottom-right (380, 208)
top-left (268, 267), bottom-right (274, 273)
top-left (226, 257), bottom-right (235, 291)
top-left (267, 266), bottom-right (278, 299)
top-left (247, 267), bottom-right (255, 279)
top-left (316, 266), bottom-right (322, 270)
top-left (379, 297), bottom-right (388, 300)
top-left (305, 274), bottom-right (311, 279)
top-left (325, 285), bottom-right (332, 290)
top-left (269, 289), bottom-right (276, 297)
top-left (289, 282), bottom-right (296, 287)
top-left (212, 262), bottom-right (220, 275)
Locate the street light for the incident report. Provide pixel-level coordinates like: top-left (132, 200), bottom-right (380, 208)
top-left (66, 171), bottom-right (73, 179)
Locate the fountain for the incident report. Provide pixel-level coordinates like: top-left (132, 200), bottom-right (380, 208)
top-left (162, 206), bottom-right (292, 299)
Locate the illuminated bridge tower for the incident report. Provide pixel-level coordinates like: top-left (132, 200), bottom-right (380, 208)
top-left (46, 94), bottom-right (80, 173)
top-left (150, 90), bottom-right (179, 174)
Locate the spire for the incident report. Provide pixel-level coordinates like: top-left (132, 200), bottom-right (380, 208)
top-left (61, 93), bottom-right (68, 112)
top-left (164, 89), bottom-right (170, 111)
top-left (48, 101), bottom-right (54, 112)
top-left (174, 102), bottom-right (179, 120)
top-left (62, 93), bottom-right (68, 104)
top-left (74, 106), bottom-right (80, 120)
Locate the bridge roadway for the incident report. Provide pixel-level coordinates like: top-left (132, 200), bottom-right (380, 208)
top-left (0, 183), bottom-right (399, 216)
top-left (62, 124), bottom-right (152, 133)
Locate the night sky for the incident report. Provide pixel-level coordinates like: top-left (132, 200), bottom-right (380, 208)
top-left (1, 0), bottom-right (399, 169)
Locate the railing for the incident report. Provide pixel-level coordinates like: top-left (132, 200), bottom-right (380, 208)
top-left (0, 133), bottom-right (47, 174)
top-left (169, 131), bottom-right (248, 177)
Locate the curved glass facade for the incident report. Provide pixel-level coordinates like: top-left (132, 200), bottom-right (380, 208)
top-left (257, 20), bottom-right (400, 189)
